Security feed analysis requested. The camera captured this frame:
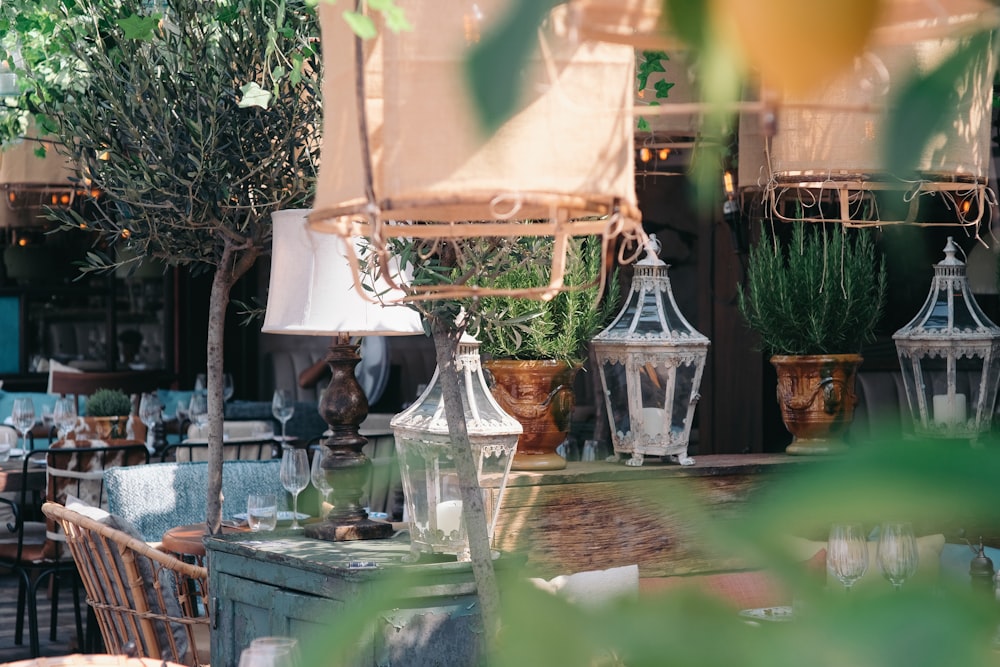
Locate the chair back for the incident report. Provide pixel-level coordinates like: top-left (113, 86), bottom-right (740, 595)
top-left (105, 460), bottom-right (285, 542)
top-left (41, 501), bottom-right (208, 667)
top-left (41, 443), bottom-right (149, 558)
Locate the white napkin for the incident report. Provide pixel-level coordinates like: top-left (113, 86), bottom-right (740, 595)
top-left (529, 564), bottom-right (639, 610)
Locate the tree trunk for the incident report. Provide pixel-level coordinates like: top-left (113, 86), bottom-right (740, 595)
top-left (205, 239), bottom-right (260, 536)
top-left (429, 317), bottom-right (501, 646)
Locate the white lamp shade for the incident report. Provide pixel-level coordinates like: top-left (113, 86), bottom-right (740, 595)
top-left (262, 209), bottom-right (424, 336)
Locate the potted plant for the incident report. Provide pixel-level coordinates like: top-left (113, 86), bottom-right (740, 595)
top-left (83, 388), bottom-right (139, 440)
top-left (737, 221), bottom-right (887, 454)
top-left (474, 236), bottom-right (620, 470)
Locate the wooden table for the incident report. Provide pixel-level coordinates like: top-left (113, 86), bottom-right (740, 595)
top-left (206, 531), bottom-right (521, 667)
top-left (162, 522), bottom-right (249, 560)
top-left (0, 457), bottom-right (46, 493)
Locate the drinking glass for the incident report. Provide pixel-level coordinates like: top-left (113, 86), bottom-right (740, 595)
top-left (11, 398), bottom-right (36, 451)
top-left (877, 521), bottom-right (919, 591)
top-left (195, 373), bottom-right (207, 394)
top-left (280, 447), bottom-right (309, 530)
top-left (223, 373), bottom-right (235, 402)
top-left (52, 397), bottom-right (78, 442)
top-left (250, 636), bottom-right (300, 667)
top-left (826, 522), bottom-right (870, 592)
top-left (271, 389), bottom-right (295, 443)
top-left (246, 494), bottom-right (278, 532)
top-left (239, 646), bottom-right (286, 667)
top-left (311, 447), bottom-right (333, 516)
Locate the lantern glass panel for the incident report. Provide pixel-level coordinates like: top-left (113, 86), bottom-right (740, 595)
top-left (600, 359), bottom-right (630, 436)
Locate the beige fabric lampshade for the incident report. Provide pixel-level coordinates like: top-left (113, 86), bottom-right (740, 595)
top-left (262, 209), bottom-right (423, 336)
top-left (310, 0), bottom-right (639, 235)
top-left (740, 0), bottom-right (999, 189)
top-left (0, 135), bottom-right (75, 186)
top-left (569, 0), bottom-right (683, 51)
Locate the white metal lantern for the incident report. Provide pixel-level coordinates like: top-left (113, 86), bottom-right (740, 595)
top-left (592, 236), bottom-right (710, 467)
top-left (390, 336), bottom-right (521, 561)
top-left (893, 237), bottom-right (1000, 439)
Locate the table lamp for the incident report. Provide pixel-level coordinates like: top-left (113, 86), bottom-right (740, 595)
top-left (263, 209), bottom-right (424, 540)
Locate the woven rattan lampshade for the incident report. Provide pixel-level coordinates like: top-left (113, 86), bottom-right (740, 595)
top-left (738, 0), bottom-right (1000, 227)
top-left (309, 0), bottom-right (642, 300)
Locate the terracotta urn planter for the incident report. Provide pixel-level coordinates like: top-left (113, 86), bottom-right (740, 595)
top-left (770, 354), bottom-right (862, 455)
top-left (483, 359), bottom-right (580, 471)
top-left (75, 415), bottom-right (146, 443)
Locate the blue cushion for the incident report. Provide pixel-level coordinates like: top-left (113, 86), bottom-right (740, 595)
top-left (104, 460), bottom-right (287, 542)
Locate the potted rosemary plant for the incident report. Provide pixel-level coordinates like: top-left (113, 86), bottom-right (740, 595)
top-left (737, 221), bottom-right (887, 453)
top-left (474, 236), bottom-right (620, 470)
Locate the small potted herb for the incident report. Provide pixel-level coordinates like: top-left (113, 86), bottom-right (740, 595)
top-left (84, 388), bottom-right (136, 440)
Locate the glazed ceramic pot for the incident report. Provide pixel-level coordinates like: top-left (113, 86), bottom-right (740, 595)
top-left (483, 359), bottom-right (580, 471)
top-left (770, 354), bottom-right (862, 455)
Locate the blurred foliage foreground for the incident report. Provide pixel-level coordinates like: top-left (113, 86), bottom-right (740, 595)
top-left (301, 437), bottom-right (1000, 666)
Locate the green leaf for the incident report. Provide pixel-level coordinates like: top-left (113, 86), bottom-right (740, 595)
top-left (116, 14), bottom-right (160, 41)
top-left (342, 10), bottom-right (376, 39)
top-left (238, 82), bottom-right (272, 109)
top-left (884, 31), bottom-right (991, 178)
top-left (465, 0), bottom-right (558, 134)
top-left (381, 5), bottom-right (411, 32)
top-left (637, 117), bottom-right (650, 132)
top-left (654, 79), bottom-right (675, 99)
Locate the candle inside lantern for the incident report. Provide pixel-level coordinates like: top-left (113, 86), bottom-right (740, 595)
top-left (932, 393), bottom-right (967, 425)
top-left (641, 407), bottom-right (665, 437)
top-left (435, 499), bottom-right (463, 535)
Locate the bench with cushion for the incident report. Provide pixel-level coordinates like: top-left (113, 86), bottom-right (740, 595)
top-left (104, 460), bottom-right (288, 543)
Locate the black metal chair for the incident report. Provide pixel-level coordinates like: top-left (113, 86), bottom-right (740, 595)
top-left (0, 443), bottom-right (149, 656)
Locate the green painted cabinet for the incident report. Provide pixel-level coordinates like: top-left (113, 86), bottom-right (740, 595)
top-left (206, 531), bottom-right (491, 667)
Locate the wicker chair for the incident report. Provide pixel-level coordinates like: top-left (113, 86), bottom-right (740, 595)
top-left (41, 502), bottom-right (210, 667)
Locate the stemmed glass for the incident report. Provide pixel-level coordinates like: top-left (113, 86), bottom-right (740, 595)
top-left (189, 394), bottom-right (209, 428)
top-left (826, 522), bottom-right (870, 592)
top-left (271, 389), bottom-right (295, 443)
top-left (139, 393), bottom-right (163, 450)
top-left (877, 521), bottom-right (919, 591)
top-left (52, 397), bottom-right (78, 442)
top-left (280, 447), bottom-right (309, 530)
top-left (311, 447), bottom-right (333, 517)
top-left (11, 398), bottom-right (36, 452)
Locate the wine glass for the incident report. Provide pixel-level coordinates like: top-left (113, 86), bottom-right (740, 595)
top-left (11, 397), bottom-right (36, 452)
top-left (280, 447), bottom-right (309, 530)
top-left (189, 394), bottom-right (209, 428)
top-left (194, 373), bottom-right (207, 394)
top-left (877, 521), bottom-right (919, 591)
top-left (311, 447), bottom-right (333, 517)
top-left (826, 522), bottom-right (870, 592)
top-left (223, 373), bottom-right (235, 402)
top-left (271, 389), bottom-right (295, 443)
top-left (52, 397), bottom-right (78, 442)
top-left (138, 393), bottom-right (162, 449)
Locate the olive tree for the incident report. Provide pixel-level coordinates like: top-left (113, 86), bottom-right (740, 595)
top-left (11, 0), bottom-right (322, 534)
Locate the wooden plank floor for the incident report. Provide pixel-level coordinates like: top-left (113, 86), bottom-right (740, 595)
top-left (0, 568), bottom-right (84, 664)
